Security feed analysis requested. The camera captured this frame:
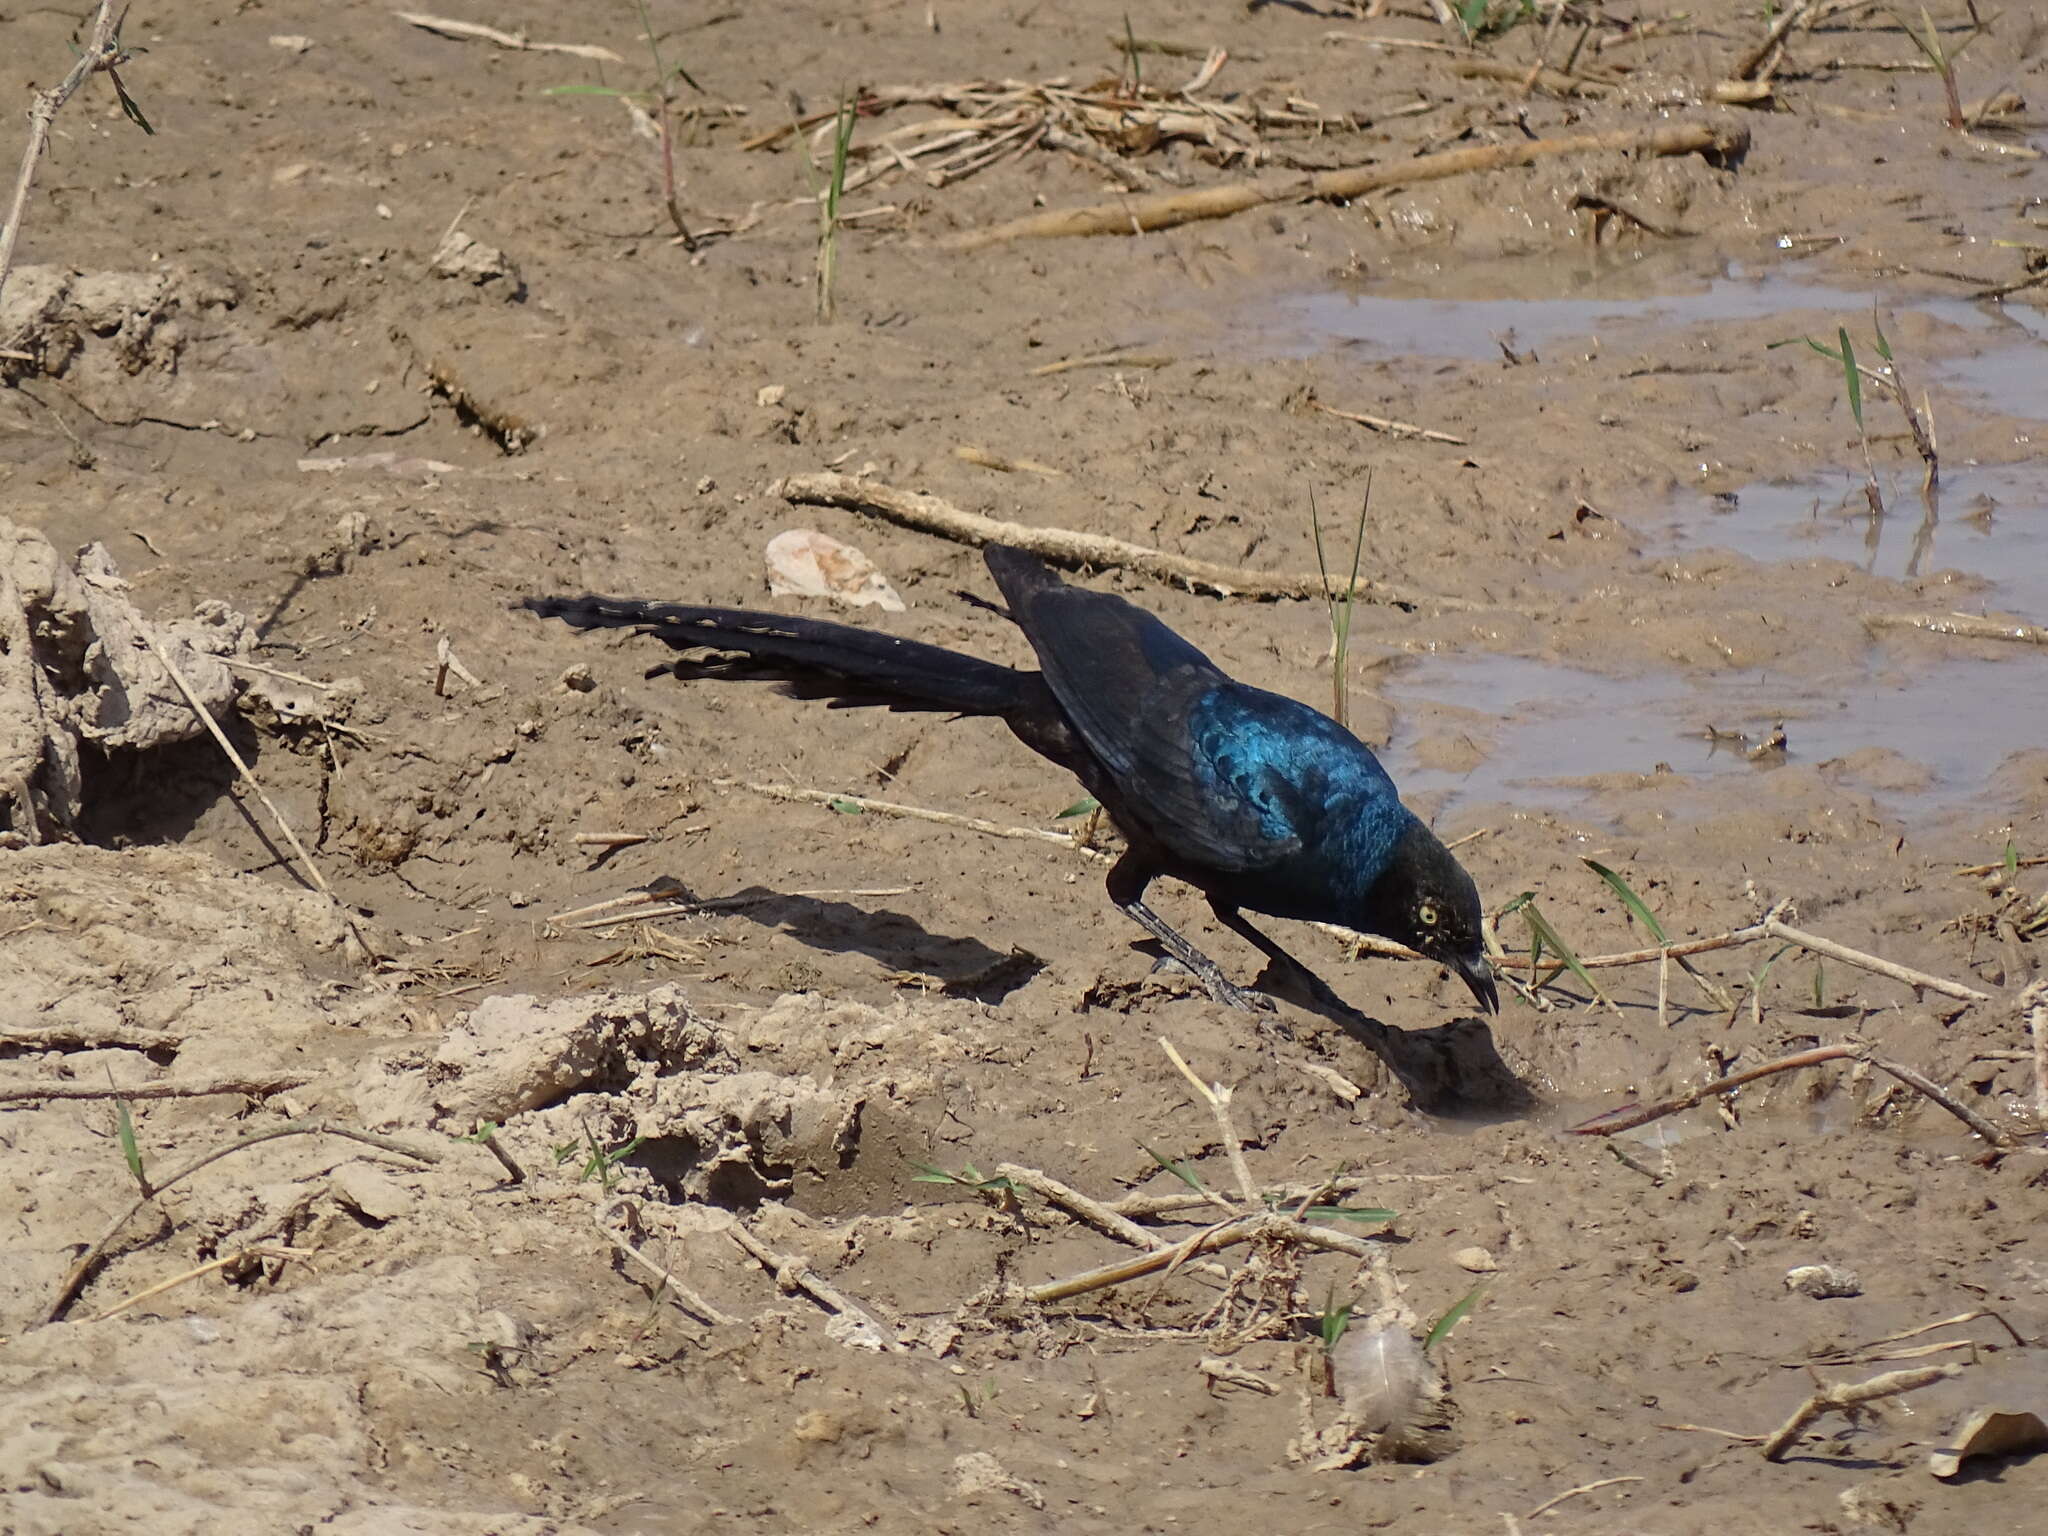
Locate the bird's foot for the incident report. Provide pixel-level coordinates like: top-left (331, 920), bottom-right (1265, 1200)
top-left (1147, 955), bottom-right (1271, 1014)
top-left (1206, 974), bottom-right (1274, 1014)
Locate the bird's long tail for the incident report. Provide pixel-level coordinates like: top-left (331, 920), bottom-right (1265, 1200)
top-left (521, 595), bottom-right (1029, 716)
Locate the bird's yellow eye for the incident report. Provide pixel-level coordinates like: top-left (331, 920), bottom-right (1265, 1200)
top-left (1417, 901), bottom-right (1440, 927)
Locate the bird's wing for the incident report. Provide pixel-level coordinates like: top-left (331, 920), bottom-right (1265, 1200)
top-left (990, 569), bottom-right (1304, 871)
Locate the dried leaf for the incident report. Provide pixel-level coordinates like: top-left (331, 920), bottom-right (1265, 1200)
top-left (765, 529), bottom-right (906, 612)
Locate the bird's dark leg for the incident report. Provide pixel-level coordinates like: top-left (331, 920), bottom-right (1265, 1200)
top-left (1208, 901), bottom-right (1364, 1019)
top-left (1105, 852), bottom-right (1266, 1013)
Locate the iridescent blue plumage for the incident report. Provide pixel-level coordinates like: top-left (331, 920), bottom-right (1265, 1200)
top-left (1184, 685), bottom-right (1414, 921)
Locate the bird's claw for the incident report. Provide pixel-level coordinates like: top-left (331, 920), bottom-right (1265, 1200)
top-left (1207, 977), bottom-right (1274, 1014)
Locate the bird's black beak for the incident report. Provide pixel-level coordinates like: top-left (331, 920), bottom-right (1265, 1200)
top-left (1452, 950), bottom-right (1500, 1015)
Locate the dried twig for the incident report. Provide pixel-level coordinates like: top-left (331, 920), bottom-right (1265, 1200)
top-left (3, 1023), bottom-right (184, 1053)
top-left (593, 1198), bottom-right (736, 1327)
top-left (1732, 0), bottom-right (1822, 80)
top-left (140, 628), bottom-right (368, 957)
top-left (1759, 1364), bottom-right (1960, 1460)
top-left (996, 1163), bottom-right (1162, 1247)
top-left (49, 1119), bottom-right (444, 1322)
top-left (0, 1), bottom-right (129, 310)
top-left (725, 1215), bottom-right (900, 1350)
top-left (2023, 979), bottom-right (2048, 1124)
top-left (1865, 612), bottom-right (2048, 648)
top-left (393, 10), bottom-right (624, 62)
top-left (955, 444), bottom-right (1066, 477)
top-left (86, 1243), bottom-right (313, 1324)
top-left (1570, 1042), bottom-right (2019, 1150)
top-left (716, 778), bottom-right (1112, 856)
top-left (1027, 349), bottom-right (1174, 376)
top-left (1454, 58), bottom-right (1619, 98)
top-left (0, 1074), bottom-right (310, 1106)
top-left (1763, 916), bottom-right (1988, 1003)
top-left (1160, 1039), bottom-right (1258, 1208)
top-left (945, 121), bottom-right (1747, 247)
top-left (770, 471), bottom-right (1484, 608)
top-left (1029, 1210), bottom-right (1386, 1303)
top-left (1527, 1477), bottom-right (1646, 1520)
top-left (1307, 397), bottom-right (1467, 445)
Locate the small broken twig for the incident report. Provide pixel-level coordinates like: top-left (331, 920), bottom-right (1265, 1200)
top-left (594, 1197), bottom-right (737, 1328)
top-left (1307, 397), bottom-right (1467, 445)
top-left (1160, 1038), bottom-right (1258, 1207)
top-left (1759, 1364), bottom-right (1960, 1460)
top-left (49, 1119), bottom-right (443, 1321)
top-left (724, 1215), bottom-right (901, 1350)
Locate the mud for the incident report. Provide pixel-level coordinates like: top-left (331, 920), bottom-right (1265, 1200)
top-left (3, 3), bottom-right (2047, 1532)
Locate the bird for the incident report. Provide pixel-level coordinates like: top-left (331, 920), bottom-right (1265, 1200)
top-left (522, 544), bottom-right (1497, 1018)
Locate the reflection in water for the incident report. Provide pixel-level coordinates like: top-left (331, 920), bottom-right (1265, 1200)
top-left (1663, 462), bottom-right (2048, 622)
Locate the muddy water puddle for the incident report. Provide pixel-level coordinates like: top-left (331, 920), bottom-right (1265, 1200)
top-left (1267, 255), bottom-right (2048, 821)
top-left (1384, 649), bottom-right (2033, 817)
top-left (1657, 461), bottom-right (2048, 621)
top-left (1268, 251), bottom-right (2046, 380)
top-left (1276, 261), bottom-right (1896, 360)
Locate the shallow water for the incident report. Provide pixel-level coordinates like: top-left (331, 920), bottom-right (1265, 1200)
top-left (1384, 648), bottom-right (2033, 815)
top-left (1656, 462), bottom-right (2048, 623)
top-left (1278, 255), bottom-right (2048, 820)
top-left (1267, 254), bottom-right (2014, 360)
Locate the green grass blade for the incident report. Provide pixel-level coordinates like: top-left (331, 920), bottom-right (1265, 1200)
top-left (116, 1098), bottom-right (145, 1188)
top-left (1839, 326), bottom-right (1864, 431)
top-left (1055, 796), bottom-right (1100, 819)
top-left (1871, 312), bottom-right (1893, 362)
top-left (1581, 859), bottom-right (1668, 945)
top-left (1424, 1281), bottom-right (1487, 1354)
top-left (109, 70), bottom-right (154, 135)
top-left (2005, 838), bottom-right (2020, 887)
top-left (1143, 1145), bottom-right (1208, 1193)
top-left (828, 796), bottom-right (864, 814)
top-left (1302, 1204), bottom-right (1397, 1224)
top-left (1519, 901), bottom-right (1619, 1014)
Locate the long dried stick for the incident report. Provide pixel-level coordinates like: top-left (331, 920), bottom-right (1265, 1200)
top-left (1732, 0), bottom-right (1822, 81)
top-left (49, 1119), bottom-right (444, 1322)
top-left (0, 1073), bottom-right (310, 1106)
top-left (1489, 905), bottom-right (1986, 1004)
top-left (141, 628), bottom-right (369, 956)
top-left (0, 1), bottom-right (125, 309)
top-left (2023, 979), bottom-right (2048, 1124)
top-left (1570, 1043), bottom-right (2019, 1149)
top-left (945, 121), bottom-right (1747, 248)
top-left (1762, 917), bottom-right (1989, 1003)
top-left (86, 1243), bottom-right (311, 1324)
top-left (1865, 612), bottom-right (2048, 648)
top-left (1759, 1364), bottom-right (1959, 1460)
top-left (996, 1162), bottom-right (1162, 1247)
top-left (716, 777), bottom-right (1113, 856)
top-left (771, 471), bottom-right (1483, 608)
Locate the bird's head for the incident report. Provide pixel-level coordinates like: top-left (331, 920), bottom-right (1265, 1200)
top-left (1367, 821), bottom-right (1497, 1015)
